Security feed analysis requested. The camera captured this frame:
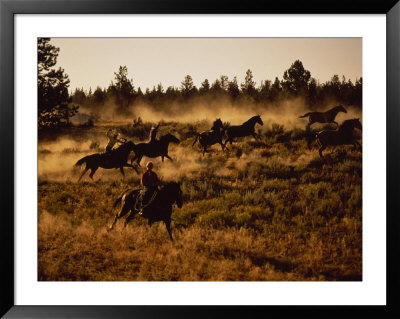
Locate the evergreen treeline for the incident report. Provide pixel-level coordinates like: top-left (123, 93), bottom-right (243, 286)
top-left (38, 38), bottom-right (362, 129)
top-left (72, 60), bottom-right (362, 116)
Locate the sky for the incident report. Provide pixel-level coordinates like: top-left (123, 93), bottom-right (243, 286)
top-left (50, 38), bottom-right (362, 93)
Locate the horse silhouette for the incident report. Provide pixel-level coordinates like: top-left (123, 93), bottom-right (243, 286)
top-left (75, 141), bottom-right (137, 181)
top-left (316, 118), bottom-right (362, 157)
top-left (224, 115), bottom-right (263, 145)
top-left (299, 105), bottom-right (347, 128)
top-left (109, 181), bottom-right (183, 241)
top-left (130, 133), bottom-right (180, 166)
top-left (192, 118), bottom-right (226, 156)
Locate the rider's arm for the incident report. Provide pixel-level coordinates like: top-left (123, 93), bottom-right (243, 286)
top-left (141, 172), bottom-right (147, 186)
top-left (106, 129), bottom-right (114, 139)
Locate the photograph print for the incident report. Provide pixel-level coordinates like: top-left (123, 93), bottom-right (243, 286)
top-left (38, 37), bottom-right (362, 281)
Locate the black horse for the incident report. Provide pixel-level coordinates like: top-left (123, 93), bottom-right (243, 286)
top-left (316, 118), bottom-right (362, 157)
top-left (130, 133), bottom-right (180, 166)
top-left (192, 118), bottom-right (226, 156)
top-left (224, 115), bottom-right (263, 145)
top-left (75, 141), bottom-right (137, 181)
top-left (109, 182), bottom-right (183, 241)
top-left (299, 105), bottom-right (347, 129)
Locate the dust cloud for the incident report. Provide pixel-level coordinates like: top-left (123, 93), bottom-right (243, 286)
top-left (108, 97), bottom-right (360, 130)
top-left (39, 99), bottom-right (362, 182)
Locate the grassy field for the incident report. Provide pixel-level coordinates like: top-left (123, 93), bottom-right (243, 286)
top-left (38, 118), bottom-right (362, 281)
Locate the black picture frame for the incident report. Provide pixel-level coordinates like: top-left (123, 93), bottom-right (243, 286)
top-left (1, 0), bottom-right (399, 318)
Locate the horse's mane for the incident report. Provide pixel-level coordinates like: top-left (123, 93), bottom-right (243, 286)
top-left (331, 105), bottom-right (345, 111)
top-left (159, 133), bottom-right (179, 143)
top-left (339, 119), bottom-right (360, 131)
top-left (159, 181), bottom-right (180, 194)
top-left (159, 133), bottom-right (172, 140)
top-left (163, 181), bottom-right (179, 186)
top-left (115, 140), bottom-right (133, 151)
top-left (243, 115), bottom-right (260, 125)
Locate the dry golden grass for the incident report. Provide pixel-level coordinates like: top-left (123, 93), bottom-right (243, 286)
top-left (38, 120), bottom-right (362, 281)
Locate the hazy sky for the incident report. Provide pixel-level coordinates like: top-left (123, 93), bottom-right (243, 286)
top-left (50, 38), bottom-right (362, 93)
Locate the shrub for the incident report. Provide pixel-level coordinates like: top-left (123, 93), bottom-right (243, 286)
top-left (198, 209), bottom-right (235, 228)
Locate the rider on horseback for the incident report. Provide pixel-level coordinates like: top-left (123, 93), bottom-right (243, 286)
top-left (105, 128), bottom-right (126, 153)
top-left (138, 161), bottom-right (161, 215)
top-left (149, 123), bottom-right (160, 144)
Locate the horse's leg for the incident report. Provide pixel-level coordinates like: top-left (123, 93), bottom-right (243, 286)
top-left (223, 137), bottom-right (229, 147)
top-left (124, 209), bottom-right (137, 227)
top-left (319, 145), bottom-right (326, 157)
top-left (136, 155), bottom-right (143, 166)
top-left (124, 162), bottom-right (138, 173)
top-left (165, 154), bottom-right (173, 161)
top-left (202, 146), bottom-right (207, 156)
top-left (119, 167), bottom-right (125, 178)
top-left (78, 167), bottom-right (89, 182)
top-left (130, 155), bottom-right (137, 166)
top-left (89, 167), bottom-right (98, 180)
top-left (164, 219), bottom-right (173, 241)
top-left (162, 156), bottom-right (164, 162)
top-left (252, 132), bottom-right (258, 141)
top-left (316, 137), bottom-right (322, 148)
top-left (109, 201), bottom-right (130, 230)
top-left (333, 121), bottom-right (339, 127)
top-left (307, 136), bottom-right (312, 149)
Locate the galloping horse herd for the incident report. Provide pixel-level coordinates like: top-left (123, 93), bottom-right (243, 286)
top-left (74, 105), bottom-right (362, 239)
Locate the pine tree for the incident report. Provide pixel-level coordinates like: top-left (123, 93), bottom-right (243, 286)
top-left (241, 69), bottom-right (257, 98)
top-left (282, 60), bottom-right (311, 96)
top-left (114, 66), bottom-right (135, 111)
top-left (38, 38), bottom-right (78, 129)
top-left (228, 76), bottom-right (240, 99)
top-left (180, 75), bottom-right (196, 97)
top-left (199, 79), bottom-right (210, 94)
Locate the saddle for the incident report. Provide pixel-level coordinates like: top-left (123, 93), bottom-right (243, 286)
top-left (102, 149), bottom-right (116, 164)
top-left (135, 188), bottom-right (158, 215)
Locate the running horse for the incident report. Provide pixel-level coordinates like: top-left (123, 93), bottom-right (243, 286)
top-left (130, 133), bottom-right (180, 166)
top-left (299, 105), bottom-right (347, 129)
top-left (192, 118), bottom-right (226, 156)
top-left (108, 181), bottom-right (183, 241)
top-left (224, 115), bottom-right (263, 146)
top-left (74, 141), bottom-right (137, 181)
top-left (316, 118), bottom-right (362, 157)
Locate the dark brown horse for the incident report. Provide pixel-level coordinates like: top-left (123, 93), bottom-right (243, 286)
top-left (192, 118), bottom-right (226, 156)
top-left (224, 115), bottom-right (263, 145)
top-left (74, 141), bottom-right (137, 181)
top-left (316, 118), bottom-right (362, 157)
top-left (108, 182), bottom-right (183, 241)
top-left (130, 133), bottom-right (180, 166)
top-left (299, 105), bottom-right (347, 128)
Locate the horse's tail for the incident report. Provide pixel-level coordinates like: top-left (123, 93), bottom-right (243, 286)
top-left (113, 193), bottom-right (124, 209)
top-left (299, 112), bottom-right (312, 118)
top-left (315, 131), bottom-right (322, 147)
top-left (192, 134), bottom-right (199, 146)
top-left (75, 155), bottom-right (90, 167)
top-left (114, 189), bottom-right (139, 209)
